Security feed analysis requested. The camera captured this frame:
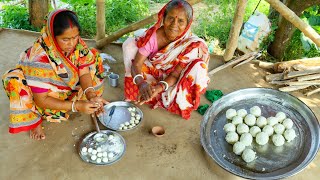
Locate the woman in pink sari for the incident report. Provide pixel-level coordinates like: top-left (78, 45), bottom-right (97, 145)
top-left (123, 0), bottom-right (210, 119)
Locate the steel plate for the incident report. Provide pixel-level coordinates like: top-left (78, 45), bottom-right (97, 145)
top-left (200, 88), bottom-right (320, 179)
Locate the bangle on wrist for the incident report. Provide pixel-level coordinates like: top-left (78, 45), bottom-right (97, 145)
top-left (133, 74), bottom-right (144, 85)
top-left (159, 81), bottom-right (169, 91)
top-left (72, 100), bottom-right (78, 112)
top-left (83, 86), bottom-right (95, 95)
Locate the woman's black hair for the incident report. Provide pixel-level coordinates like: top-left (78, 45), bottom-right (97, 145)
top-left (53, 11), bottom-right (81, 37)
top-left (164, 0), bottom-right (193, 24)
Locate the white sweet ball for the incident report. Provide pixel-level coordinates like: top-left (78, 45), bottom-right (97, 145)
top-left (91, 155), bottom-right (97, 161)
top-left (108, 135), bottom-right (114, 140)
top-left (256, 116), bottom-right (267, 128)
top-left (132, 107), bottom-right (136, 111)
top-left (237, 109), bottom-right (248, 118)
top-left (119, 127), bottom-right (123, 130)
top-left (96, 158), bottom-right (102, 163)
top-left (92, 150), bottom-right (97, 155)
top-left (134, 120), bottom-right (140, 124)
top-left (250, 106), bottom-right (261, 117)
top-left (240, 133), bottom-right (253, 146)
top-left (236, 123), bottom-right (249, 135)
top-left (267, 117), bottom-right (278, 126)
top-left (225, 131), bottom-right (239, 144)
top-left (244, 114), bottom-right (256, 126)
top-left (129, 125), bottom-right (133, 128)
top-left (275, 112), bottom-right (286, 123)
top-left (241, 149), bottom-right (256, 163)
top-left (284, 129), bottom-right (296, 142)
top-left (233, 141), bottom-right (246, 155)
top-left (97, 152), bottom-right (103, 157)
top-left (130, 117), bottom-right (135, 121)
top-left (231, 115), bottom-right (243, 125)
top-left (81, 147), bottom-right (88, 153)
top-left (136, 114), bottom-right (141, 119)
top-left (123, 126), bottom-right (128, 130)
top-left (256, 132), bottom-right (269, 145)
top-left (274, 124), bottom-right (285, 134)
top-left (226, 109), bottom-right (237, 119)
top-left (262, 125), bottom-right (274, 136)
top-left (272, 134), bottom-right (285, 146)
top-left (102, 157), bottom-right (109, 163)
top-left (88, 148), bottom-right (93, 153)
top-left (249, 126), bottom-right (261, 137)
top-left (102, 152), bottom-right (108, 157)
top-left (131, 112), bottom-right (135, 116)
top-left (282, 118), bottom-right (294, 129)
top-left (127, 107), bottom-right (132, 111)
top-left (223, 123), bottom-right (236, 132)
top-left (130, 120), bottom-right (135, 124)
top-left (108, 152), bottom-right (115, 159)
top-left (125, 122), bottom-right (130, 126)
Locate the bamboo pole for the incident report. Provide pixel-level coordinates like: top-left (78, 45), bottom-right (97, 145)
top-left (223, 0), bottom-right (248, 61)
top-left (265, 0), bottom-right (320, 47)
top-left (96, 0), bottom-right (106, 41)
top-left (96, 0), bottom-right (202, 48)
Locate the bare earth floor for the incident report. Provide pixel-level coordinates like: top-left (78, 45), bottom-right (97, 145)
top-left (0, 29), bottom-right (319, 180)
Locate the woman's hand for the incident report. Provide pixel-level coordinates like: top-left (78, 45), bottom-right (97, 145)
top-left (138, 84), bottom-right (163, 105)
top-left (89, 96), bottom-right (109, 115)
top-left (75, 100), bottom-right (100, 114)
top-left (138, 81), bottom-right (153, 103)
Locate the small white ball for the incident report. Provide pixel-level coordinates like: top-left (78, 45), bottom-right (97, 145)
top-left (231, 115), bottom-right (243, 125)
top-left (81, 147), bottom-right (88, 153)
top-left (136, 114), bottom-right (141, 119)
top-left (256, 116), bottom-right (267, 128)
top-left (119, 127), bottom-right (123, 130)
top-left (123, 126), bottom-right (128, 130)
top-left (102, 157), bottom-right (109, 163)
top-left (262, 125), bottom-right (274, 136)
top-left (134, 120), bottom-right (140, 124)
top-left (272, 134), bottom-right (285, 146)
top-left (130, 120), bottom-right (135, 124)
top-left (256, 132), bottom-right (269, 145)
top-left (244, 114), bottom-right (256, 126)
top-left (236, 123), bottom-right (249, 135)
top-left (102, 152), bottom-right (108, 157)
top-left (275, 112), bottom-right (286, 123)
top-left (224, 123), bottom-right (236, 132)
top-left (91, 155), bottom-right (97, 161)
top-left (96, 158), bottom-right (102, 163)
top-left (250, 106), bottom-right (261, 117)
top-left (130, 117), bottom-right (135, 121)
top-left (267, 117), bottom-right (278, 126)
top-left (88, 148), bottom-right (93, 153)
top-left (92, 150), bottom-right (97, 155)
top-left (233, 142), bottom-right (246, 155)
top-left (242, 149), bottom-right (256, 163)
top-left (125, 122), bottom-right (130, 126)
top-left (240, 133), bottom-right (253, 146)
top-left (108, 135), bottom-right (114, 140)
top-left (129, 125), bottom-right (133, 128)
top-left (97, 152), bottom-right (102, 157)
top-left (274, 124), bottom-right (285, 134)
top-left (225, 131), bottom-right (239, 144)
top-left (226, 109), bottom-right (237, 119)
top-left (132, 107), bottom-right (136, 111)
top-left (127, 107), bottom-right (132, 111)
top-left (108, 152), bottom-right (115, 159)
top-left (249, 126), bottom-right (261, 137)
top-left (237, 109), bottom-right (248, 118)
top-left (131, 112), bottom-right (135, 117)
top-left (282, 118), bottom-right (294, 129)
top-left (284, 129), bottom-right (296, 142)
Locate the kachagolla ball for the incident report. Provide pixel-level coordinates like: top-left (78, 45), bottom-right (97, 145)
top-left (223, 123), bottom-right (236, 132)
top-left (272, 134), bottom-right (285, 146)
top-left (241, 149), bottom-right (256, 163)
top-left (232, 116), bottom-right (243, 125)
top-left (225, 131), bottom-right (239, 144)
top-left (226, 109), bottom-right (237, 119)
top-left (282, 118), bottom-right (294, 129)
top-left (237, 109), bottom-right (248, 118)
top-left (262, 125), bottom-right (274, 136)
top-left (267, 117), bottom-right (278, 126)
top-left (244, 114), bottom-right (256, 126)
top-left (250, 106), bottom-right (261, 117)
top-left (233, 141), bottom-right (246, 155)
top-left (256, 116), bottom-right (267, 128)
top-left (256, 132), bottom-right (269, 145)
top-left (274, 123), bottom-right (285, 134)
top-left (240, 133), bottom-right (253, 146)
top-left (275, 112), bottom-right (286, 123)
top-left (249, 126), bottom-right (261, 137)
top-left (284, 129), bottom-right (296, 142)
top-left (236, 123), bottom-right (249, 135)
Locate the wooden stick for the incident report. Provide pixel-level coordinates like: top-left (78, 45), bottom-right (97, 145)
top-left (265, 0), bottom-right (320, 47)
top-left (266, 73), bottom-right (283, 82)
top-left (288, 80), bottom-right (320, 86)
top-left (96, 0), bottom-right (106, 40)
top-left (279, 85), bottom-right (310, 92)
top-left (287, 69), bottom-right (320, 78)
top-left (274, 57), bottom-right (320, 72)
top-left (232, 55), bottom-right (256, 68)
top-left (223, 0), bottom-right (248, 61)
top-left (209, 52), bottom-right (257, 75)
top-left (305, 87), bottom-right (320, 96)
top-left (96, 0), bottom-right (202, 48)
top-left (259, 61), bottom-right (274, 70)
top-left (297, 74), bottom-right (320, 81)
top-left (270, 78), bottom-right (297, 85)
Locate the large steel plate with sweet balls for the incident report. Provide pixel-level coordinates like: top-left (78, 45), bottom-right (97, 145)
top-left (79, 130), bottom-right (126, 165)
top-left (200, 88), bottom-right (320, 179)
top-left (98, 101), bottom-right (143, 131)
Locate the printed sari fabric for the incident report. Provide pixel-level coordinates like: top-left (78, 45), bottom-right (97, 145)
top-left (2, 9), bottom-right (105, 133)
top-left (123, 1), bottom-right (210, 120)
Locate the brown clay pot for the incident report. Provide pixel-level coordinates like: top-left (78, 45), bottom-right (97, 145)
top-left (151, 126), bottom-right (165, 137)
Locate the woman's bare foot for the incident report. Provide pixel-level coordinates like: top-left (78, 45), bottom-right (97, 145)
top-left (30, 124), bottom-right (46, 140)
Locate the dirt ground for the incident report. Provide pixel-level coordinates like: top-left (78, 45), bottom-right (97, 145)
top-left (0, 29), bottom-right (319, 180)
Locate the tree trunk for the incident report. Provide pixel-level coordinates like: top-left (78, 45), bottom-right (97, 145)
top-left (28, 0), bottom-right (49, 28)
top-left (268, 0), bottom-right (320, 60)
top-left (96, 0), bottom-right (106, 40)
